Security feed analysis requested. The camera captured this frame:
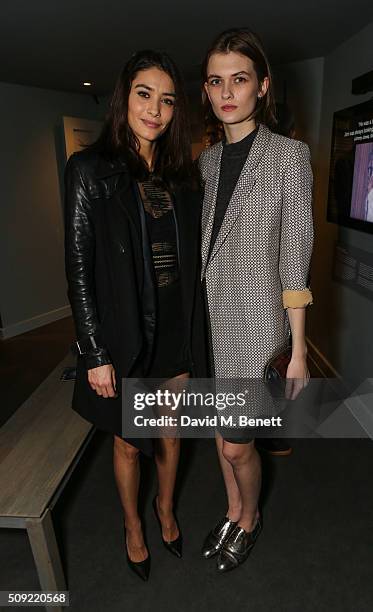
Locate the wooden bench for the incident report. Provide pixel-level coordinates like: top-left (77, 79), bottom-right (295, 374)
top-left (0, 355), bottom-right (94, 611)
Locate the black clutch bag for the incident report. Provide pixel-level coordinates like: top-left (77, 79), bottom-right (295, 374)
top-left (264, 346), bottom-right (292, 382)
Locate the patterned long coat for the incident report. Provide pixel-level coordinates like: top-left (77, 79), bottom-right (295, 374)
top-left (199, 123), bottom-right (314, 378)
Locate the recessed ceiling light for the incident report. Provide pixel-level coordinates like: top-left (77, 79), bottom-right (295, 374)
top-left (83, 82), bottom-right (92, 86)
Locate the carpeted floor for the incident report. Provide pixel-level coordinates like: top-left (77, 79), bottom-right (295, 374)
top-left (1, 319), bottom-right (372, 611)
top-left (2, 434), bottom-right (372, 611)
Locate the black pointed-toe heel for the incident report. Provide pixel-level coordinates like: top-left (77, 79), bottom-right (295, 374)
top-left (126, 552), bottom-right (151, 581)
top-left (152, 495), bottom-right (182, 559)
top-left (125, 527), bottom-right (151, 581)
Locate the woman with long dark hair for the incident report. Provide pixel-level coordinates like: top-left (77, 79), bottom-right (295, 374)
top-left (64, 50), bottom-right (207, 581)
top-left (199, 28), bottom-right (314, 572)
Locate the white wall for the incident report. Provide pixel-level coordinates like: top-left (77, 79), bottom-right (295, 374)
top-left (0, 82), bottom-right (106, 338)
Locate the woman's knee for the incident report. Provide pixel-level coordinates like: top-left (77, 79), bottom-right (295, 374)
top-left (113, 436), bottom-right (140, 462)
top-left (155, 437), bottom-right (179, 456)
top-left (222, 440), bottom-right (255, 466)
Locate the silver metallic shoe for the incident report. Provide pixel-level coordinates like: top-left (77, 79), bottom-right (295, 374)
top-left (201, 517), bottom-right (238, 559)
top-left (217, 519), bottom-right (262, 572)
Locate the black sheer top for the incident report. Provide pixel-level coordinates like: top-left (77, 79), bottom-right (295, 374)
top-left (138, 179), bottom-right (179, 288)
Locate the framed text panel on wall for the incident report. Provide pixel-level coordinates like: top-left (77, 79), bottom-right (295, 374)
top-left (62, 116), bottom-right (103, 160)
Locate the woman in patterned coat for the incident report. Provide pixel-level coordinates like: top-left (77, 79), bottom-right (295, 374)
top-left (199, 28), bottom-right (314, 572)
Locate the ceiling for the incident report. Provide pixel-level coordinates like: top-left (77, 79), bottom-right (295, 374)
top-left (1, 0), bottom-right (372, 96)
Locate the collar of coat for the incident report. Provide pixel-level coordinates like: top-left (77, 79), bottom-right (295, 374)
top-left (203, 123), bottom-right (272, 180)
top-left (95, 153), bottom-right (128, 180)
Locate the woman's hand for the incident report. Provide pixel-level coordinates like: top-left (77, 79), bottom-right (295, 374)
top-left (285, 355), bottom-right (310, 400)
top-left (88, 364), bottom-right (117, 398)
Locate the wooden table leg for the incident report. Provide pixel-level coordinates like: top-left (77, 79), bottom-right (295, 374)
top-left (26, 509), bottom-right (67, 611)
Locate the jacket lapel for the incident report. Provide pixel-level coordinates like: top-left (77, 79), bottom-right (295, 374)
top-left (95, 155), bottom-right (141, 240)
top-left (201, 143), bottom-right (223, 276)
top-left (173, 186), bottom-right (200, 317)
top-left (203, 124), bottom-right (272, 272)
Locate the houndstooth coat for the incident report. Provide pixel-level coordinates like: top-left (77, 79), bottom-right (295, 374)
top-left (199, 123), bottom-right (314, 378)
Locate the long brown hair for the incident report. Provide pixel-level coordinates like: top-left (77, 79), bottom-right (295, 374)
top-left (201, 28), bottom-right (276, 129)
top-left (94, 49), bottom-right (196, 189)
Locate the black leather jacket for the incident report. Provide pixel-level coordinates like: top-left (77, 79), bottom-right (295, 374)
top-left (64, 150), bottom-right (157, 371)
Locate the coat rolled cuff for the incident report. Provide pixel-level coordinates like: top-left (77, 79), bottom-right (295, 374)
top-left (282, 289), bottom-right (313, 309)
top-left (83, 349), bottom-right (112, 371)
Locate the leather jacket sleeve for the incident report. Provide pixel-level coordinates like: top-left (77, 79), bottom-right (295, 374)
top-left (64, 154), bottom-right (112, 370)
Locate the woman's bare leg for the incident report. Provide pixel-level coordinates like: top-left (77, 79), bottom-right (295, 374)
top-left (113, 435), bottom-right (148, 562)
top-left (154, 437), bottom-right (180, 541)
top-left (154, 372), bottom-right (189, 541)
top-left (215, 432), bottom-right (242, 521)
top-left (221, 439), bottom-right (261, 532)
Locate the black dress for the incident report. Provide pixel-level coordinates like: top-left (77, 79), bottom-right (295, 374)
top-left (137, 177), bottom-right (191, 380)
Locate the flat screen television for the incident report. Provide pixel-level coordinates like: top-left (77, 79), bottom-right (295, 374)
top-left (327, 99), bottom-right (373, 234)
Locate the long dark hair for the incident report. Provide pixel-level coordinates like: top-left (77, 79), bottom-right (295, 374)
top-left (201, 28), bottom-right (276, 130)
top-left (95, 49), bottom-right (195, 188)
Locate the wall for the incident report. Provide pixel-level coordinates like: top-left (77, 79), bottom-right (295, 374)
top-left (308, 22), bottom-right (373, 383)
top-left (275, 24), bottom-right (373, 383)
top-left (274, 56), bottom-right (325, 159)
top-left (0, 82), bottom-right (106, 338)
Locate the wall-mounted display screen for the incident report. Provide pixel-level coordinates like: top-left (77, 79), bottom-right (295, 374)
top-left (327, 100), bottom-right (373, 234)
